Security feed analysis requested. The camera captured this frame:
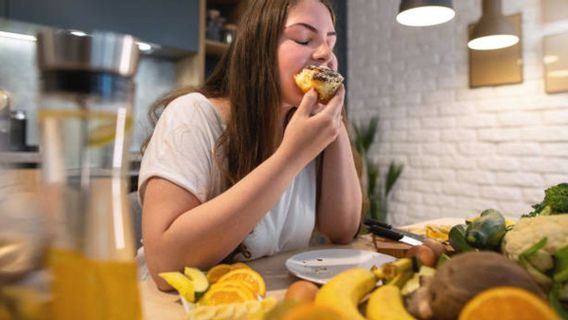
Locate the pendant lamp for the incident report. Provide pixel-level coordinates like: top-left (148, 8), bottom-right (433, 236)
top-left (396, 0), bottom-right (455, 27)
top-left (468, 0), bottom-right (519, 50)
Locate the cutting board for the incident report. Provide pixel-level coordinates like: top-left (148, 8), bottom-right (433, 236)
top-left (371, 235), bottom-right (413, 258)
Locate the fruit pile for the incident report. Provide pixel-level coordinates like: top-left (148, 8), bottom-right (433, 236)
top-left (267, 237), bottom-right (561, 320)
top-left (159, 262), bottom-right (276, 320)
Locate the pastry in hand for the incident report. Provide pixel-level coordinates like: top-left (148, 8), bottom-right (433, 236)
top-left (293, 65), bottom-right (344, 103)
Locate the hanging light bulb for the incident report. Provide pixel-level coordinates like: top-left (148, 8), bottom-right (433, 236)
top-left (396, 0), bottom-right (455, 27)
top-left (468, 0), bottom-right (519, 50)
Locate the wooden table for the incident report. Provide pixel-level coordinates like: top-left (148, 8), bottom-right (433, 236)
top-left (139, 218), bottom-right (463, 319)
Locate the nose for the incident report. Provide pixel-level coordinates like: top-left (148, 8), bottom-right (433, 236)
top-left (312, 41), bottom-right (333, 65)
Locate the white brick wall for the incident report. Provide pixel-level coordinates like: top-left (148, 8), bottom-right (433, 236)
top-left (348, 0), bottom-right (568, 226)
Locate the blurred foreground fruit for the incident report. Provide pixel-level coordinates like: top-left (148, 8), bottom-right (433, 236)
top-left (314, 268), bottom-right (376, 320)
top-left (282, 303), bottom-right (346, 320)
top-left (366, 285), bottom-right (414, 320)
top-left (459, 286), bottom-right (560, 320)
top-left (187, 298), bottom-right (277, 320)
top-left (284, 281), bottom-right (319, 303)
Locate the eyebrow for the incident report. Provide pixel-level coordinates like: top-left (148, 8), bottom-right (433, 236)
top-left (285, 23), bottom-right (336, 36)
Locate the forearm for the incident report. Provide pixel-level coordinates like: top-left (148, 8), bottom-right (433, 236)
top-left (317, 124), bottom-right (362, 243)
top-left (145, 145), bottom-right (305, 285)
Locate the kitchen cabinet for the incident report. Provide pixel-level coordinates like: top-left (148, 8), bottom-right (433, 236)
top-left (0, 0), bottom-right (7, 17)
top-left (177, 0), bottom-right (347, 87)
top-left (5, 0), bottom-right (200, 54)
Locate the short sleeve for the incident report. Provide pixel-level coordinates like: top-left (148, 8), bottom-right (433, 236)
top-left (138, 93), bottom-right (222, 204)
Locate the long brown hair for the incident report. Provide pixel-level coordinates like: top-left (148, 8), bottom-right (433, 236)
top-left (142, 0), bottom-right (336, 186)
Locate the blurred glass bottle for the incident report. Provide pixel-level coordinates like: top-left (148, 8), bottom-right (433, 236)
top-left (36, 29), bottom-right (141, 319)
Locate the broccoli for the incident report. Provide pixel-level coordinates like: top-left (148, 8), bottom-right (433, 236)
top-left (524, 183), bottom-right (568, 218)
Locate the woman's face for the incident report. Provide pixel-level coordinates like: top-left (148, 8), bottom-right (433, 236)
top-left (278, 0), bottom-right (337, 108)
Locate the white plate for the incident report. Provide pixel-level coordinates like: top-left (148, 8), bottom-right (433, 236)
top-left (285, 249), bottom-right (396, 284)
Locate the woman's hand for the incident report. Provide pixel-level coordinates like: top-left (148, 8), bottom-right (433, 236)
top-left (281, 85), bottom-right (345, 165)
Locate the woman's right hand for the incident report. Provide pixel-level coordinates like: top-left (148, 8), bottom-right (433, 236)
top-left (280, 85), bottom-right (345, 165)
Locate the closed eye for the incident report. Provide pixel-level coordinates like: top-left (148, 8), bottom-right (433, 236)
top-left (295, 40), bottom-right (310, 45)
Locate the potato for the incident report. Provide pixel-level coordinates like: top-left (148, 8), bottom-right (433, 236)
top-left (428, 251), bottom-right (544, 320)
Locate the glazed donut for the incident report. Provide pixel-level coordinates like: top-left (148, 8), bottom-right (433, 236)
top-left (293, 65), bottom-right (344, 103)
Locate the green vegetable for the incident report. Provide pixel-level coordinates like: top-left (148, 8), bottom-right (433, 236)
top-left (466, 209), bottom-right (507, 250)
top-left (448, 224), bottom-right (476, 253)
top-left (524, 183), bottom-right (568, 217)
top-left (436, 253), bottom-right (451, 267)
top-left (553, 245), bottom-right (568, 283)
top-left (549, 289), bottom-right (568, 319)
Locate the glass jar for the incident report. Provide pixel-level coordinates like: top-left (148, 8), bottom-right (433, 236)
top-left (36, 29), bottom-right (141, 320)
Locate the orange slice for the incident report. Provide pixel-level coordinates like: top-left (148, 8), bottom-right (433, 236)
top-left (209, 281), bottom-right (256, 300)
top-left (199, 287), bottom-right (251, 306)
top-left (217, 268), bottom-right (266, 297)
top-left (230, 262), bottom-right (251, 270)
top-left (206, 264), bottom-right (232, 284)
top-left (459, 287), bottom-right (560, 320)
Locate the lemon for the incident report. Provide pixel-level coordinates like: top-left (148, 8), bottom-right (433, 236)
top-left (158, 272), bottom-right (195, 302)
top-left (184, 267), bottom-right (210, 299)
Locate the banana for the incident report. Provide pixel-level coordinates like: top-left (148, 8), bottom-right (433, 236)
top-left (314, 268), bottom-right (376, 320)
top-left (366, 285), bottom-right (414, 320)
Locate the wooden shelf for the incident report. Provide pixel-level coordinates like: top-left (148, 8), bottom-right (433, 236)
top-left (205, 39), bottom-right (229, 57)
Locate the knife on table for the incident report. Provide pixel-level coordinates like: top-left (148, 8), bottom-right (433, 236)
top-left (364, 219), bottom-right (424, 246)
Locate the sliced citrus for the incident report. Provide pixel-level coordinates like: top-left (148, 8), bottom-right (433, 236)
top-left (217, 268), bottom-right (266, 297)
top-left (158, 272), bottom-right (195, 302)
top-left (187, 305), bottom-right (216, 320)
top-left (199, 287), bottom-right (251, 306)
top-left (230, 262), bottom-right (251, 270)
top-left (282, 303), bottom-right (346, 320)
top-left (206, 264), bottom-right (233, 284)
top-left (210, 281), bottom-right (256, 300)
top-left (459, 286), bottom-right (560, 320)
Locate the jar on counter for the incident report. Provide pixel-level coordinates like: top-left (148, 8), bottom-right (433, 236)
top-left (36, 28), bottom-right (142, 320)
top-left (206, 9), bottom-right (224, 41)
top-left (223, 24), bottom-right (237, 44)
top-left (9, 110), bottom-right (27, 151)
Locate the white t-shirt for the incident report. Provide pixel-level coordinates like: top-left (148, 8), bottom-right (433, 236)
top-left (138, 92), bottom-right (317, 261)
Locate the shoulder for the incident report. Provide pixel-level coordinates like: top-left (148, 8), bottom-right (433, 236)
top-left (159, 92), bottom-right (221, 128)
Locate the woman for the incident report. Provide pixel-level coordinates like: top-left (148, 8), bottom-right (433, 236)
top-left (139, 0), bottom-right (362, 290)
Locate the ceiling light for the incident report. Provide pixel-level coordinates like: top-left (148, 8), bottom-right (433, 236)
top-left (136, 42), bottom-right (152, 52)
top-left (397, 0), bottom-right (455, 27)
top-left (69, 30), bottom-right (88, 37)
top-left (468, 0), bottom-right (519, 50)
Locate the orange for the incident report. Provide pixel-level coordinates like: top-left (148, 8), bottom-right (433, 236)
top-left (230, 262), bottom-right (251, 270)
top-left (284, 280), bottom-right (319, 303)
top-left (217, 268), bottom-right (266, 297)
top-left (206, 264), bottom-right (233, 284)
top-left (206, 263), bottom-right (252, 285)
top-left (198, 287), bottom-right (251, 306)
top-left (459, 287), bottom-right (560, 320)
top-left (209, 280), bottom-right (256, 300)
top-left (282, 303), bottom-right (346, 320)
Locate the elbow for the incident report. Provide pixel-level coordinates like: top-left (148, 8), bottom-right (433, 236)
top-left (329, 233), bottom-right (355, 245)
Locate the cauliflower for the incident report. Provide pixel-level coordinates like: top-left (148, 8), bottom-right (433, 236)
top-left (502, 215), bottom-right (568, 273)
